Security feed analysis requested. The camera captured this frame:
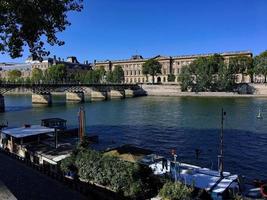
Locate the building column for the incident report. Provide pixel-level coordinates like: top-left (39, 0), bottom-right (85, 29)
top-left (0, 94), bottom-right (5, 112)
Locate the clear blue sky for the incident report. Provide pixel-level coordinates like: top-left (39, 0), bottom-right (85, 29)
top-left (1, 0), bottom-right (267, 63)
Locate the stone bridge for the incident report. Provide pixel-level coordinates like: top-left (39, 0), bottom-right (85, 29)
top-left (0, 83), bottom-right (146, 112)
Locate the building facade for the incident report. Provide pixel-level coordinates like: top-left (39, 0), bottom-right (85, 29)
top-left (94, 51), bottom-right (253, 84)
top-left (29, 56), bottom-right (92, 75)
top-left (0, 56), bottom-right (92, 80)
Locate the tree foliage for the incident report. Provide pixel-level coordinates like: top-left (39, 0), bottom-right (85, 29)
top-left (106, 65), bottom-right (124, 83)
top-left (142, 59), bottom-right (162, 84)
top-left (7, 69), bottom-right (22, 81)
top-left (254, 50), bottom-right (267, 82)
top-left (0, 0), bottom-right (83, 59)
top-left (60, 145), bottom-right (159, 198)
top-left (159, 181), bottom-right (193, 200)
top-left (178, 54), bottom-right (237, 92)
top-left (31, 68), bottom-right (43, 83)
top-left (47, 64), bottom-right (67, 83)
top-left (229, 55), bottom-right (253, 82)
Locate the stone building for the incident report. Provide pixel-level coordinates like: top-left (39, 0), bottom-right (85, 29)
top-left (29, 56), bottom-right (92, 75)
top-left (0, 63), bottom-right (31, 79)
top-left (94, 51), bottom-right (253, 84)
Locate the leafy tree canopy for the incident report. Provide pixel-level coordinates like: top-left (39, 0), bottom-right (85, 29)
top-left (47, 64), bottom-right (67, 83)
top-left (254, 50), bottom-right (267, 82)
top-left (31, 68), bottom-right (43, 83)
top-left (0, 0), bottom-right (83, 59)
top-left (7, 69), bottom-right (22, 80)
top-left (142, 59), bottom-right (162, 84)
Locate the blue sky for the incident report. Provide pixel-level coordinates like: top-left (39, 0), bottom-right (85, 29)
top-left (1, 0), bottom-right (267, 63)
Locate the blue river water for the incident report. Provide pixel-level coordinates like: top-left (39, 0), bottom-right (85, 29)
top-left (1, 95), bottom-right (267, 181)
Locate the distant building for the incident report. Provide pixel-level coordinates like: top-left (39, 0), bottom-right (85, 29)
top-left (0, 56), bottom-right (92, 80)
top-left (94, 51), bottom-right (253, 84)
top-left (30, 55), bottom-right (92, 75)
top-left (0, 62), bottom-right (31, 79)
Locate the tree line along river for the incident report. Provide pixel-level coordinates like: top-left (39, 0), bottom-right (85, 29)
top-left (1, 94), bottom-right (267, 181)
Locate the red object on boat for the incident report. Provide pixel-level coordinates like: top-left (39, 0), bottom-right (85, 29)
top-left (171, 149), bottom-right (176, 155)
top-left (260, 184), bottom-right (267, 198)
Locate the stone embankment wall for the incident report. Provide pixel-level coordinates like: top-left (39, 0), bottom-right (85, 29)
top-left (141, 83), bottom-right (267, 97)
top-left (247, 84), bottom-right (267, 95)
top-left (141, 84), bottom-right (182, 96)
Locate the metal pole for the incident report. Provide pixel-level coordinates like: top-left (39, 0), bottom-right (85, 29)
top-left (174, 154), bottom-right (177, 182)
top-left (219, 108), bottom-right (225, 177)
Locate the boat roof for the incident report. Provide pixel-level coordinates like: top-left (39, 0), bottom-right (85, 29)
top-left (41, 118), bottom-right (67, 122)
top-left (1, 125), bottom-right (55, 138)
top-left (175, 163), bottom-right (238, 192)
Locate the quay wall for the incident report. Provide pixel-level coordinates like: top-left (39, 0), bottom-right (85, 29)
top-left (141, 83), bottom-right (267, 97)
top-left (141, 84), bottom-right (181, 96)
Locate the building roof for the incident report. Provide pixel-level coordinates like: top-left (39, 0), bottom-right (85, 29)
top-left (41, 118), bottom-right (67, 123)
top-left (2, 125), bottom-right (55, 138)
top-left (95, 50), bottom-right (252, 64)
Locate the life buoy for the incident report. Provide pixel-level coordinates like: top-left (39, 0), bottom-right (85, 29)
top-left (260, 184), bottom-right (267, 198)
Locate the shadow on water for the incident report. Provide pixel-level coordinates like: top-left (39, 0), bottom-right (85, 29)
top-left (88, 125), bottom-right (267, 181)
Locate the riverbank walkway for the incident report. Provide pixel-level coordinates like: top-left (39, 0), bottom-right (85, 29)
top-left (0, 153), bottom-right (87, 200)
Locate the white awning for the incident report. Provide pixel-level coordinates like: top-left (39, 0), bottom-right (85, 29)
top-left (1, 125), bottom-right (55, 138)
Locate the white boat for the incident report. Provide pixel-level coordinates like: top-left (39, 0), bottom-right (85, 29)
top-left (140, 155), bottom-right (240, 200)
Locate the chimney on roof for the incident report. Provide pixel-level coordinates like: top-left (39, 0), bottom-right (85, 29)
top-left (53, 55), bottom-right (57, 65)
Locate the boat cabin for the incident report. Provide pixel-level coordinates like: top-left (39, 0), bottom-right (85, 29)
top-left (0, 125), bottom-right (55, 157)
top-left (169, 162), bottom-right (240, 200)
top-left (41, 118), bottom-right (67, 130)
top-left (0, 124), bottom-right (76, 172)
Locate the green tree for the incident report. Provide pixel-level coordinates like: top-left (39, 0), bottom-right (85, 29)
top-left (142, 59), bottom-right (162, 84)
top-left (31, 68), bottom-right (43, 83)
top-left (0, 0), bottom-right (83, 59)
top-left (8, 69), bottom-right (22, 81)
top-left (168, 74), bottom-right (176, 82)
top-left (105, 66), bottom-right (124, 83)
top-left (159, 181), bottom-right (193, 200)
top-left (228, 55), bottom-right (253, 83)
top-left (112, 65), bottom-right (124, 83)
top-left (62, 145), bottom-right (159, 198)
top-left (188, 55), bottom-right (224, 92)
top-left (106, 71), bottom-right (114, 83)
top-left (217, 64), bottom-right (235, 91)
top-left (96, 66), bottom-right (106, 83)
top-left (254, 50), bottom-right (267, 83)
top-left (178, 66), bottom-right (193, 91)
top-left (47, 64), bottom-right (67, 83)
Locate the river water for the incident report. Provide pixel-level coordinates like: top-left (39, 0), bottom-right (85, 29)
top-left (1, 95), bottom-right (267, 180)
